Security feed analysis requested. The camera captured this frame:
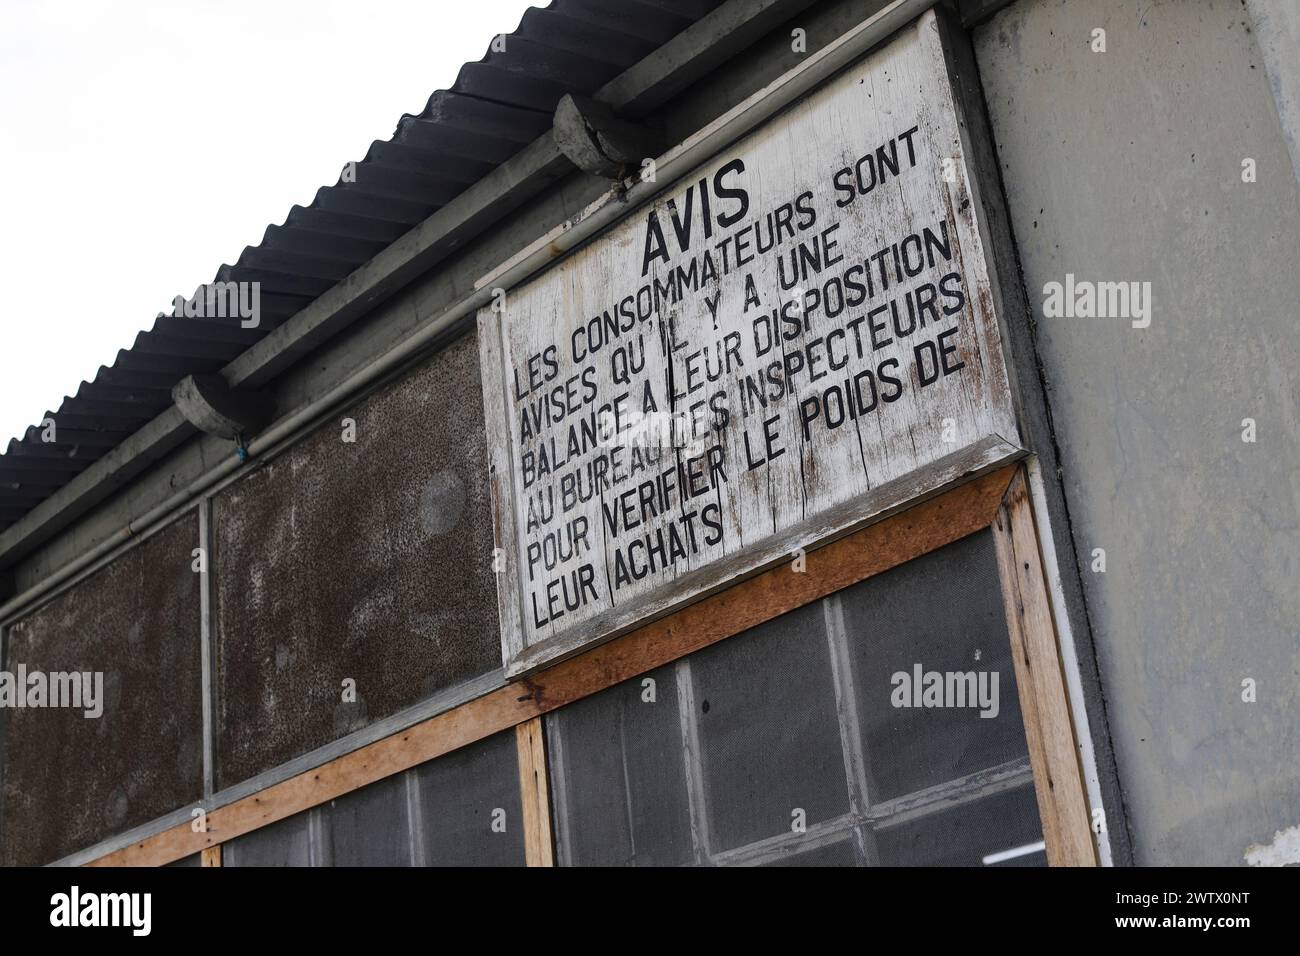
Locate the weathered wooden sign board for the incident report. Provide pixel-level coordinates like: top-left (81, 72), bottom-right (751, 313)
top-left (480, 14), bottom-right (1020, 676)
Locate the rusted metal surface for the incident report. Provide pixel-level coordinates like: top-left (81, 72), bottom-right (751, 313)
top-left (0, 514), bottom-right (203, 866)
top-left (211, 332), bottom-right (501, 788)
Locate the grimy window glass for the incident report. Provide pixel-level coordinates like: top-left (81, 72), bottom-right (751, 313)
top-left (0, 514), bottom-right (203, 867)
top-left (545, 663), bottom-right (694, 866)
top-left (223, 730), bottom-right (524, 867)
top-left (211, 333), bottom-right (502, 789)
top-left (546, 529), bottom-right (1045, 866)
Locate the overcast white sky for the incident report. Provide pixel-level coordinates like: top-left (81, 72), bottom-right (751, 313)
top-left (0, 0), bottom-right (538, 446)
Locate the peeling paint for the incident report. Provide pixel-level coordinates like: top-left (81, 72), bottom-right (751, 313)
top-left (1244, 824), bottom-right (1300, 866)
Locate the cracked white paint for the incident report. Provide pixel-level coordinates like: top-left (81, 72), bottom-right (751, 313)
top-left (1244, 824), bottom-right (1300, 866)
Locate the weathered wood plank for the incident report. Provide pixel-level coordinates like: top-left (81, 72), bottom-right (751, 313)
top-left (478, 303), bottom-right (529, 667)
top-left (992, 469), bottom-right (1098, 867)
top-left (515, 717), bottom-right (555, 867)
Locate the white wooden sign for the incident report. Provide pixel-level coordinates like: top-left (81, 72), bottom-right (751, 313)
top-left (480, 14), bottom-right (1020, 676)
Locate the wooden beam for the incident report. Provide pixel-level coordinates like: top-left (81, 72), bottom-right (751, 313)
top-left (516, 717), bottom-right (554, 867)
top-left (88, 465), bottom-right (1014, 867)
top-left (992, 469), bottom-right (1098, 867)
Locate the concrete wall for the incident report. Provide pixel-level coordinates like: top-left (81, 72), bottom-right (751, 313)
top-left (975, 0), bottom-right (1300, 865)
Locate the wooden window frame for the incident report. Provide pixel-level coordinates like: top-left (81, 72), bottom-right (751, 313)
top-left (87, 463), bottom-right (1097, 868)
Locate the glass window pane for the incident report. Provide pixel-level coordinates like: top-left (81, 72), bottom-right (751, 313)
top-left (223, 812), bottom-right (312, 867)
top-left (839, 529), bottom-right (1030, 801)
top-left (543, 526), bottom-right (1046, 866)
top-left (417, 730), bottom-right (525, 866)
top-left (224, 729), bottom-right (525, 866)
top-left (328, 773), bottom-right (410, 866)
top-left (873, 784), bottom-right (1045, 867)
top-left (546, 664), bottom-right (693, 866)
top-left (760, 836), bottom-right (858, 867)
top-left (212, 334), bottom-right (502, 790)
top-left (689, 600), bottom-right (849, 851)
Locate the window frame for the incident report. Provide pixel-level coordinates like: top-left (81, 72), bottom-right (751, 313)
top-left (86, 462), bottom-right (1098, 868)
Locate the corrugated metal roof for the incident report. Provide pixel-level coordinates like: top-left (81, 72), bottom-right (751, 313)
top-left (0, 0), bottom-right (725, 533)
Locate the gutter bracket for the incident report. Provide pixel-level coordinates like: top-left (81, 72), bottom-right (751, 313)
top-left (553, 94), bottom-right (664, 180)
top-left (172, 374), bottom-right (274, 442)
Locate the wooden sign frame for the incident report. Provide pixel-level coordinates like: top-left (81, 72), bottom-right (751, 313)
top-left (479, 10), bottom-right (1022, 678)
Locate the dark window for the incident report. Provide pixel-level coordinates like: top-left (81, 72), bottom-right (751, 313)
top-left (223, 730), bottom-right (524, 867)
top-left (546, 664), bottom-right (693, 866)
top-left (546, 530), bottom-right (1045, 866)
top-left (0, 515), bottom-right (204, 866)
top-left (211, 332), bottom-right (502, 789)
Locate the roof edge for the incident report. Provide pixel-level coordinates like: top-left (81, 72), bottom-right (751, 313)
top-left (0, 0), bottom-right (819, 574)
